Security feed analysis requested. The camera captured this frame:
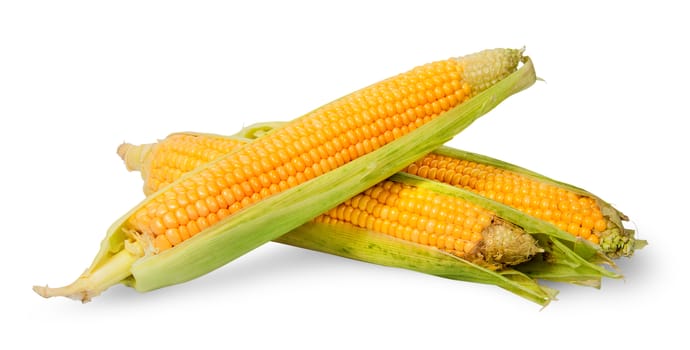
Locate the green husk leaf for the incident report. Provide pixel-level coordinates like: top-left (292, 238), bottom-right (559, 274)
top-left (515, 235), bottom-right (605, 287)
top-left (228, 122), bottom-right (285, 139)
top-left (276, 221), bottom-right (557, 307)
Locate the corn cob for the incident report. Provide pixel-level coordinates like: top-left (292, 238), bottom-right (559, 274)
top-left (34, 48), bottom-right (536, 302)
top-left (316, 179), bottom-right (543, 267)
top-left (404, 147), bottom-right (645, 258)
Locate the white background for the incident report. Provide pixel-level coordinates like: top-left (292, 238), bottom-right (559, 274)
top-left (2, 1), bottom-right (687, 348)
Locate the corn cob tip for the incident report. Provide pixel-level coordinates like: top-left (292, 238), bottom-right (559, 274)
top-left (457, 47), bottom-right (527, 96)
top-left (116, 142), bottom-right (131, 161)
top-left (117, 142), bottom-right (153, 172)
top-left (477, 218), bottom-right (543, 267)
top-left (599, 227), bottom-right (647, 258)
top-left (594, 205), bottom-right (646, 258)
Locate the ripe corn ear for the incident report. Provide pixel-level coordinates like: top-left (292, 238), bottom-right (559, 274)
top-left (404, 147), bottom-right (645, 258)
top-left (34, 48), bottom-right (536, 302)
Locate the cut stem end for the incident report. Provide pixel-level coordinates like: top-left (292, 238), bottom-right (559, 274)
top-left (33, 248), bottom-right (139, 303)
